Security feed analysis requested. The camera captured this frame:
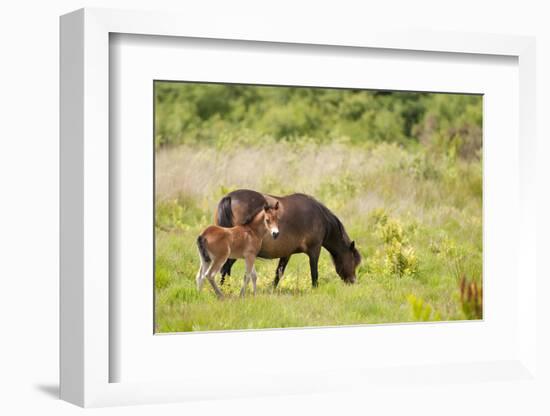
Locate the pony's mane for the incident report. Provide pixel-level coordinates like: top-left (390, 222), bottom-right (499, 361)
top-left (305, 195), bottom-right (350, 245)
top-left (306, 195), bottom-right (361, 267)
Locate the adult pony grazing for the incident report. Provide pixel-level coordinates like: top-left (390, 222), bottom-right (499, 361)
top-left (196, 202), bottom-right (280, 298)
top-left (215, 189), bottom-right (361, 288)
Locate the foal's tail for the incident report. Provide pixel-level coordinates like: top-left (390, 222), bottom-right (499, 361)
top-left (216, 196), bottom-right (234, 228)
top-left (196, 235), bottom-right (211, 263)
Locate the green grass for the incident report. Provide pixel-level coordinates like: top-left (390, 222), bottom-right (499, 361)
top-left (154, 140), bottom-right (482, 332)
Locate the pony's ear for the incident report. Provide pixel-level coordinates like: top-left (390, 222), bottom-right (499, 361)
top-left (350, 241), bottom-right (355, 250)
top-left (274, 201), bottom-right (279, 210)
top-left (264, 204), bottom-right (270, 212)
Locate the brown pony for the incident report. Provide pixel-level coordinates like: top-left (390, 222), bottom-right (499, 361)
top-left (196, 202), bottom-right (280, 298)
top-left (215, 189), bottom-right (361, 288)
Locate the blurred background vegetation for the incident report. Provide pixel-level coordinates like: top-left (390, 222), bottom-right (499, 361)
top-left (155, 82), bottom-right (482, 159)
top-left (154, 82), bottom-right (483, 332)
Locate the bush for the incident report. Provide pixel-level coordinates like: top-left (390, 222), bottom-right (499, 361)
top-left (384, 239), bottom-right (418, 277)
top-left (413, 94), bottom-right (482, 160)
top-left (155, 81), bottom-right (482, 152)
top-left (378, 218), bottom-right (405, 244)
top-left (368, 215), bottom-right (419, 278)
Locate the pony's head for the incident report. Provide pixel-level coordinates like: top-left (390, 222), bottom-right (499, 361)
top-left (333, 240), bottom-right (361, 284)
top-left (263, 201), bottom-right (280, 239)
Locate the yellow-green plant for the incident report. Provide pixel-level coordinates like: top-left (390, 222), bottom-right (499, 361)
top-left (368, 215), bottom-right (419, 278)
top-left (439, 237), bottom-right (467, 280)
top-left (368, 207), bottom-right (389, 227)
top-left (384, 239), bottom-right (418, 277)
top-left (407, 294), bottom-right (441, 321)
top-left (377, 218), bottom-right (405, 245)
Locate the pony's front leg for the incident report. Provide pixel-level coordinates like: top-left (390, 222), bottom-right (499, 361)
top-left (307, 246), bottom-right (322, 288)
top-left (239, 273), bottom-right (251, 298)
top-left (273, 256), bottom-right (290, 289)
top-left (251, 266), bottom-right (258, 296)
top-left (220, 258), bottom-right (237, 285)
top-left (240, 255), bottom-right (255, 298)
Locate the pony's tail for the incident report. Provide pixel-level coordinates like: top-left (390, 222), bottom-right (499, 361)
top-left (196, 235), bottom-right (211, 263)
top-left (216, 196), bottom-right (233, 228)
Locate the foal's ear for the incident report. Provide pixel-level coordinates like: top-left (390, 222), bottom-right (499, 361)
top-left (264, 204), bottom-right (270, 212)
top-left (350, 241), bottom-right (355, 250)
top-left (274, 201), bottom-right (279, 210)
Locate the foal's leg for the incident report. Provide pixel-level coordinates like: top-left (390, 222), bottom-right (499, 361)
top-left (307, 246), bottom-right (322, 288)
top-left (205, 257), bottom-right (226, 299)
top-left (273, 256), bottom-right (290, 289)
top-left (251, 266), bottom-right (258, 296)
top-left (240, 255), bottom-right (255, 298)
top-left (196, 262), bottom-right (206, 291)
top-left (196, 253), bottom-right (212, 292)
top-left (240, 273), bottom-right (251, 298)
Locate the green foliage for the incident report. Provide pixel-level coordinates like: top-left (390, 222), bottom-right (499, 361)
top-left (155, 82), bottom-right (482, 159)
top-left (413, 93), bottom-right (482, 159)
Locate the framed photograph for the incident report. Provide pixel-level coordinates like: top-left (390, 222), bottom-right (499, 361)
top-left (152, 81), bottom-right (482, 333)
top-left (60, 8), bottom-right (538, 408)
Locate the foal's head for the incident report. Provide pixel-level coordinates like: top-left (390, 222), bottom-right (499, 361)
top-left (263, 201), bottom-right (280, 239)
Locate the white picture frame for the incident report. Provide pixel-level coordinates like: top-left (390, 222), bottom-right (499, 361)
top-left (60, 7), bottom-right (538, 408)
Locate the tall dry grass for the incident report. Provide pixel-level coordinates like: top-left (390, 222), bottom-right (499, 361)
top-left (156, 141), bottom-right (481, 228)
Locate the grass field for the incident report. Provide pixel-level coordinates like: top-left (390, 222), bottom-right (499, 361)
top-left (155, 139), bottom-right (482, 332)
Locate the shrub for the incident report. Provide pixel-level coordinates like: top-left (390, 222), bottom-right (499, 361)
top-left (413, 94), bottom-right (482, 160)
top-left (384, 239), bottom-right (418, 277)
top-left (377, 218), bottom-right (405, 244)
top-left (368, 215), bottom-right (419, 278)
top-left (368, 207), bottom-right (389, 226)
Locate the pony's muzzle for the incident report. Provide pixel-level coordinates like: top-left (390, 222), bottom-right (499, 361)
top-left (271, 231), bottom-right (280, 239)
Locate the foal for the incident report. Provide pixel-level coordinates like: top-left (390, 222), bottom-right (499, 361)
top-left (196, 202), bottom-right (280, 298)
